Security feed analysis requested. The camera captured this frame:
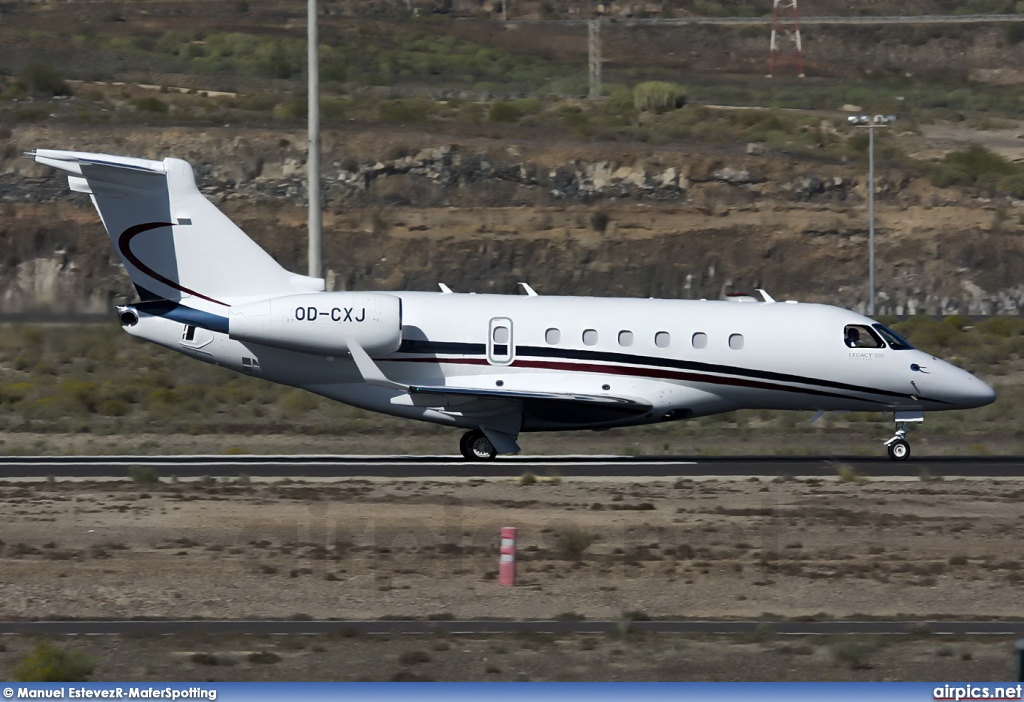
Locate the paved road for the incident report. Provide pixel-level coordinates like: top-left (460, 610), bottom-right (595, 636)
top-left (2, 455), bottom-right (1024, 479)
top-left (507, 14), bottom-right (1024, 26)
top-left (0, 619), bottom-right (1022, 636)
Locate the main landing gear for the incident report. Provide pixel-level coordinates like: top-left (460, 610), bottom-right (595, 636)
top-left (884, 411), bottom-right (923, 461)
top-left (460, 430), bottom-right (497, 461)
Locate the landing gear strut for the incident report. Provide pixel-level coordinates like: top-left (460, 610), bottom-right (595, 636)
top-left (460, 430), bottom-right (497, 461)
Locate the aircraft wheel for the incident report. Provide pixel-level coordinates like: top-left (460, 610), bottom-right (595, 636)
top-left (464, 430), bottom-right (497, 461)
top-left (887, 439), bottom-right (910, 461)
top-left (459, 431), bottom-right (476, 459)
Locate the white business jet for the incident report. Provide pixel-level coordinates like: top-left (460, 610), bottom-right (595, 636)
top-left (32, 149), bottom-right (996, 461)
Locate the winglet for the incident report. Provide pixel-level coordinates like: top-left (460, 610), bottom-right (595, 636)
top-left (518, 283), bottom-right (538, 297)
top-left (757, 289), bottom-right (776, 303)
top-left (348, 341), bottom-right (408, 392)
top-left (438, 283), bottom-right (453, 294)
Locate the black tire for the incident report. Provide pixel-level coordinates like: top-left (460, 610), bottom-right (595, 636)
top-left (887, 439), bottom-right (910, 461)
top-left (459, 431), bottom-right (476, 459)
top-left (464, 430), bottom-right (497, 461)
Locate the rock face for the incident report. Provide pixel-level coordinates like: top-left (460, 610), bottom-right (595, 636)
top-left (2, 124), bottom-right (1024, 316)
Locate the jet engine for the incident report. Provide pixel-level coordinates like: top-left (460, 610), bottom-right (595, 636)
top-left (228, 292), bottom-right (402, 356)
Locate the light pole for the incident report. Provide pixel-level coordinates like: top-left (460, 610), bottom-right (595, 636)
top-left (849, 114), bottom-right (895, 317)
top-left (308, 0), bottom-right (322, 280)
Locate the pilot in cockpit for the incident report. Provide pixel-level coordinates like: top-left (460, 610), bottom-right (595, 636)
top-left (844, 327), bottom-right (861, 348)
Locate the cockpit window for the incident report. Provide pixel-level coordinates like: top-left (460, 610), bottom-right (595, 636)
top-left (872, 324), bottom-right (914, 350)
top-left (844, 324), bottom-right (885, 349)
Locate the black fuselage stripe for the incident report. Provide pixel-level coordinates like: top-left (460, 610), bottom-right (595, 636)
top-left (392, 355), bottom-right (888, 405)
top-left (395, 340), bottom-right (948, 406)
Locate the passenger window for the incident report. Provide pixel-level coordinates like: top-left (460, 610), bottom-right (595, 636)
top-left (583, 329), bottom-right (598, 346)
top-left (618, 330), bottom-right (633, 347)
top-left (692, 332), bottom-right (707, 349)
top-left (655, 332), bottom-right (670, 348)
top-left (545, 328), bottom-right (560, 345)
top-left (493, 326), bottom-right (509, 344)
top-left (729, 333), bottom-right (744, 350)
top-left (844, 324), bottom-right (885, 349)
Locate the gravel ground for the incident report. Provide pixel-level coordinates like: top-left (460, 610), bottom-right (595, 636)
top-left (2, 474), bottom-right (1023, 680)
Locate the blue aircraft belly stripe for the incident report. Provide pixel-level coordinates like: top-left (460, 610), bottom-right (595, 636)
top-left (135, 300), bottom-right (229, 334)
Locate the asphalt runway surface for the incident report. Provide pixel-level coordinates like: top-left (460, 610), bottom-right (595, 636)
top-left (2, 455), bottom-right (1024, 479)
top-left (1, 620), bottom-right (1023, 637)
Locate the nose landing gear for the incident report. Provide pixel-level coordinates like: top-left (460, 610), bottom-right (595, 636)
top-left (885, 432), bottom-right (910, 461)
top-left (883, 410), bottom-right (923, 461)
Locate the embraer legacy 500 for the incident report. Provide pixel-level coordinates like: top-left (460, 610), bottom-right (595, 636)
top-left (32, 149), bottom-right (996, 460)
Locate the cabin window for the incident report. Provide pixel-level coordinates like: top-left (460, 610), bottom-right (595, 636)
top-left (583, 329), bottom-right (598, 346)
top-left (873, 324), bottom-right (914, 350)
top-left (655, 331), bottom-right (671, 348)
top-left (493, 326), bottom-right (510, 344)
top-left (729, 333), bottom-right (744, 350)
top-left (618, 330), bottom-right (633, 347)
top-left (545, 328), bottom-right (561, 345)
top-left (844, 324), bottom-right (885, 349)
top-left (692, 332), bottom-right (708, 349)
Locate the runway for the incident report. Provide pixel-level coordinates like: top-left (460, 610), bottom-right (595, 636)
top-left (0, 619), bottom-right (1022, 636)
top-left (2, 455), bottom-right (1024, 479)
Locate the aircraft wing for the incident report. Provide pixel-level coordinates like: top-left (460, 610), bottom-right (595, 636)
top-left (348, 342), bottom-right (651, 412)
top-left (408, 384), bottom-right (651, 409)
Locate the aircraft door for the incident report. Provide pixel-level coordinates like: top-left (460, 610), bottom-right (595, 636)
top-left (488, 317), bottom-right (514, 366)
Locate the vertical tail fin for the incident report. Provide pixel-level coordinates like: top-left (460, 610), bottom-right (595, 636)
top-left (32, 149), bottom-right (323, 308)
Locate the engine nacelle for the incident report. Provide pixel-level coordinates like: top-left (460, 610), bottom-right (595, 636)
top-left (228, 292), bottom-right (402, 356)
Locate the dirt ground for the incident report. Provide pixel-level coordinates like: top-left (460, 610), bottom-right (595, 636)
top-left (5, 475), bottom-right (1024, 622)
top-left (0, 631), bottom-right (1016, 682)
top-left (2, 474), bottom-right (1023, 680)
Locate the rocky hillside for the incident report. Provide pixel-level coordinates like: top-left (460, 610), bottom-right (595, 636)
top-left (3, 121), bottom-right (1024, 315)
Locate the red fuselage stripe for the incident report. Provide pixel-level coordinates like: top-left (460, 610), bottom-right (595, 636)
top-left (389, 356), bottom-right (889, 404)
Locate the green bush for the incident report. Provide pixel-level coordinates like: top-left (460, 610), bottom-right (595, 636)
top-left (929, 144), bottom-right (1018, 190)
top-left (398, 649), bottom-right (431, 665)
top-left (378, 98), bottom-right (433, 123)
top-left (555, 526), bottom-right (598, 560)
top-left (134, 96), bottom-right (169, 113)
top-left (13, 105), bottom-right (51, 123)
top-left (604, 87), bottom-right (637, 118)
top-left (829, 637), bottom-right (875, 670)
top-left (273, 98), bottom-right (305, 119)
top-left (129, 465), bottom-right (160, 485)
top-left (11, 642), bottom-right (95, 682)
top-left (488, 101), bottom-right (523, 123)
top-left (997, 173), bottom-right (1024, 199)
top-left (633, 81), bottom-right (686, 113)
top-left (1006, 22), bottom-right (1024, 44)
top-left (518, 470), bottom-right (537, 485)
top-left (18, 62), bottom-right (72, 97)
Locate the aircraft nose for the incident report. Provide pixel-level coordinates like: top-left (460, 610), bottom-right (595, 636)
top-left (960, 372), bottom-right (996, 409)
